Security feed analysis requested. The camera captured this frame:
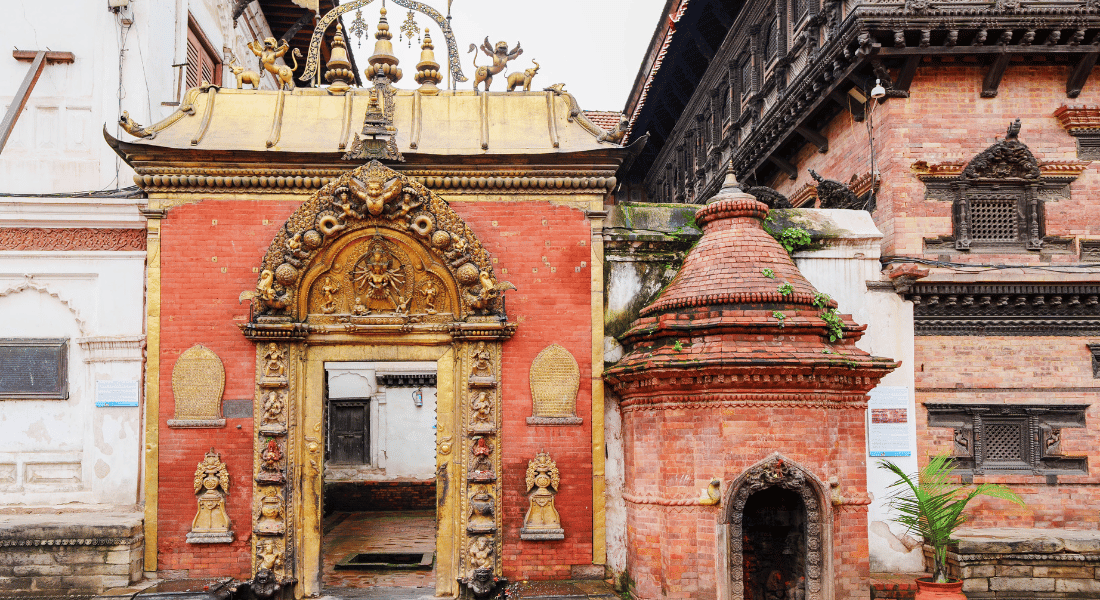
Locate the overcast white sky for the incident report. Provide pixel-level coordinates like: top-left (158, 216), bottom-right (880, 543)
top-left (345, 0), bottom-right (667, 112)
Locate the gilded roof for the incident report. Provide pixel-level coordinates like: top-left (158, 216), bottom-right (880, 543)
top-left (119, 87), bottom-right (620, 156)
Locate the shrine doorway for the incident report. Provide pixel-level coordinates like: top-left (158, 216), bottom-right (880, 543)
top-left (244, 161), bottom-right (513, 598)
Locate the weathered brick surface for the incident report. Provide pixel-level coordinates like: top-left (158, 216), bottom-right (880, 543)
top-left (156, 197), bottom-right (595, 580)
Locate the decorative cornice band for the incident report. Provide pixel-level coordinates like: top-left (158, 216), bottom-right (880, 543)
top-left (134, 172), bottom-right (617, 194)
top-left (909, 283), bottom-right (1100, 336)
top-left (618, 393), bottom-right (869, 412)
top-left (1054, 105), bottom-right (1100, 133)
top-left (0, 228), bottom-right (146, 251)
top-left (0, 536), bottom-right (139, 547)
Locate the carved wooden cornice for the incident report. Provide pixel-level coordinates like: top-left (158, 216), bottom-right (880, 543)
top-left (912, 159), bottom-right (1090, 180)
top-left (0, 227), bottom-right (146, 251)
top-left (904, 282), bottom-right (1100, 335)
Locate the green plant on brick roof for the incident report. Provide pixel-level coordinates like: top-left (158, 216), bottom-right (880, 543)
top-left (672, 340), bottom-right (683, 352)
top-left (762, 268), bottom-right (775, 279)
top-left (819, 308), bottom-right (844, 342)
top-left (879, 455), bottom-right (1024, 584)
top-left (772, 311), bottom-right (786, 327)
top-left (777, 282), bottom-right (794, 296)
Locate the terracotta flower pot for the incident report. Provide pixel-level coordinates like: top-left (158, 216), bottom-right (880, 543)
top-left (915, 577), bottom-right (966, 600)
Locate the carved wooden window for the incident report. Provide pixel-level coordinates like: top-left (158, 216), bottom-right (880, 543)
top-left (791, 0), bottom-right (808, 26)
top-left (765, 19), bottom-right (779, 61)
top-left (186, 15), bottom-right (222, 90)
top-left (328, 400), bottom-right (370, 464)
top-left (951, 121), bottom-right (1044, 251)
top-left (927, 404), bottom-right (1088, 478)
top-left (740, 57), bottom-right (753, 100)
top-left (1088, 343), bottom-right (1100, 378)
top-left (0, 339), bottom-right (68, 399)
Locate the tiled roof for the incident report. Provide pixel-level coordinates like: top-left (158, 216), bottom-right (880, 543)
top-left (582, 111), bottom-right (624, 132)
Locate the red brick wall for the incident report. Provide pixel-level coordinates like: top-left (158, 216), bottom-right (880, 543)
top-left (774, 63), bottom-right (1100, 258)
top-left (157, 198), bottom-right (297, 578)
top-left (451, 202), bottom-right (595, 580)
top-left (621, 404), bottom-right (870, 600)
top-left (915, 336), bottom-right (1100, 528)
top-left (155, 196), bottom-right (596, 580)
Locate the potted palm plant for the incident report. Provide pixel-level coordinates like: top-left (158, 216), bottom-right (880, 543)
top-left (879, 455), bottom-right (1024, 599)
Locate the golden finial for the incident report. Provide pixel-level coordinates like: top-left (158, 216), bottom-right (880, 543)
top-left (415, 31), bottom-right (442, 95)
top-left (367, 6), bottom-right (402, 83)
top-left (325, 23), bottom-right (355, 94)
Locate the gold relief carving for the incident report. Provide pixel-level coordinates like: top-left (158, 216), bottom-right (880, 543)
top-left (469, 38), bottom-right (523, 92)
top-left (520, 452), bottom-right (564, 540)
top-left (260, 391), bottom-right (287, 435)
top-left (437, 435), bottom-right (453, 456)
top-left (261, 343), bottom-right (288, 386)
top-left (352, 235), bottom-right (411, 313)
top-left (249, 160), bottom-right (513, 320)
top-left (305, 436), bottom-right (322, 475)
top-left (319, 276), bottom-right (340, 314)
top-left (255, 488), bottom-right (286, 536)
top-left (528, 343), bottom-right (582, 423)
top-left (470, 390), bottom-right (493, 434)
top-left (467, 535), bottom-right (494, 572)
top-left (256, 538), bottom-right (284, 573)
top-left (187, 448), bottom-right (233, 544)
top-left (256, 438), bottom-right (285, 485)
top-left (467, 485), bottom-right (495, 534)
top-left (470, 341), bottom-right (494, 383)
top-left (469, 436), bottom-right (495, 483)
top-left (170, 345), bottom-right (226, 427)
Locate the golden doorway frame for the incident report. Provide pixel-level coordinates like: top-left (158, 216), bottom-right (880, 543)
top-left (242, 160), bottom-right (515, 598)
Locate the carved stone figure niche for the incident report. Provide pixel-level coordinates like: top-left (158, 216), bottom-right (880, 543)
top-left (188, 448), bottom-right (233, 544)
top-left (520, 452), bottom-right (564, 540)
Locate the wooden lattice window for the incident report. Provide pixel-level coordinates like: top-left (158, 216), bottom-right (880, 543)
top-left (765, 19), bottom-right (778, 60)
top-left (791, 0), bottom-right (808, 25)
top-left (186, 16), bottom-right (222, 89)
top-left (927, 403), bottom-right (1088, 479)
top-left (740, 57), bottom-right (753, 99)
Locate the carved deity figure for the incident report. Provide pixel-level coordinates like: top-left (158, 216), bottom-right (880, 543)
top-left (320, 277), bottom-right (341, 314)
top-left (260, 439), bottom-right (282, 473)
top-left (352, 237), bottom-right (407, 313)
top-left (255, 491), bottom-right (286, 535)
top-left (263, 344), bottom-right (286, 379)
top-left (471, 391), bottom-right (492, 430)
top-left (353, 297), bottom-right (368, 315)
top-left (261, 391), bottom-right (285, 427)
top-left (249, 568), bottom-right (282, 600)
top-left (470, 437), bottom-right (494, 480)
top-left (522, 452), bottom-right (563, 537)
top-left (469, 37), bottom-right (523, 91)
top-left (468, 535), bottom-right (494, 571)
top-left (471, 342), bottom-right (493, 379)
top-left (421, 279), bottom-right (438, 314)
top-left (256, 539), bottom-right (282, 572)
top-left (189, 449), bottom-right (232, 540)
top-left (348, 175), bottom-right (402, 216)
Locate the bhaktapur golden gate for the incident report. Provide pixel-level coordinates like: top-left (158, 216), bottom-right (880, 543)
top-left (107, 2), bottom-right (640, 597)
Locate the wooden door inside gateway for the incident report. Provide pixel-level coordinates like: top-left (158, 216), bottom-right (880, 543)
top-left (292, 343), bottom-right (459, 594)
top-left (321, 361), bottom-right (439, 591)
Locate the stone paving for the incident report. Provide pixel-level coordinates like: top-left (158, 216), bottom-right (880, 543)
top-left (322, 511), bottom-right (437, 591)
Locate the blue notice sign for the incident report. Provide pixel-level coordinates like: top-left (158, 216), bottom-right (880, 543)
top-left (96, 380), bottom-right (140, 407)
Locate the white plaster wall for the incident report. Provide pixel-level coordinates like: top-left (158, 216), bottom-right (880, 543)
top-left (325, 361), bottom-right (438, 481)
top-left (0, 252), bottom-right (146, 507)
top-left (0, 0), bottom-right (276, 194)
top-left (793, 209), bottom-right (923, 573)
top-left (603, 390), bottom-right (627, 572)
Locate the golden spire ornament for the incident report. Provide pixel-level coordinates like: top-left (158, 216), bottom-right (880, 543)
top-left (415, 31), bottom-right (443, 95)
top-left (349, 9), bottom-right (367, 47)
top-left (325, 23), bottom-right (355, 94)
top-left (367, 7), bottom-right (402, 83)
top-left (399, 10), bottom-right (421, 48)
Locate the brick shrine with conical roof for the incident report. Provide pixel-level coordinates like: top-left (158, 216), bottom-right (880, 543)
top-left (606, 175), bottom-right (899, 600)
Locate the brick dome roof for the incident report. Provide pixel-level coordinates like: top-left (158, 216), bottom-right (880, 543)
top-left (606, 182), bottom-right (898, 399)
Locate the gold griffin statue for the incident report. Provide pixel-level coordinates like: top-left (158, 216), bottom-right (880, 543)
top-left (468, 37), bottom-right (523, 91)
top-left (248, 37), bottom-right (302, 90)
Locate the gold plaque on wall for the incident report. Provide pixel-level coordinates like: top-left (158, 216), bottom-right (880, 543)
top-left (527, 344), bottom-right (581, 425)
top-left (169, 344), bottom-right (226, 428)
